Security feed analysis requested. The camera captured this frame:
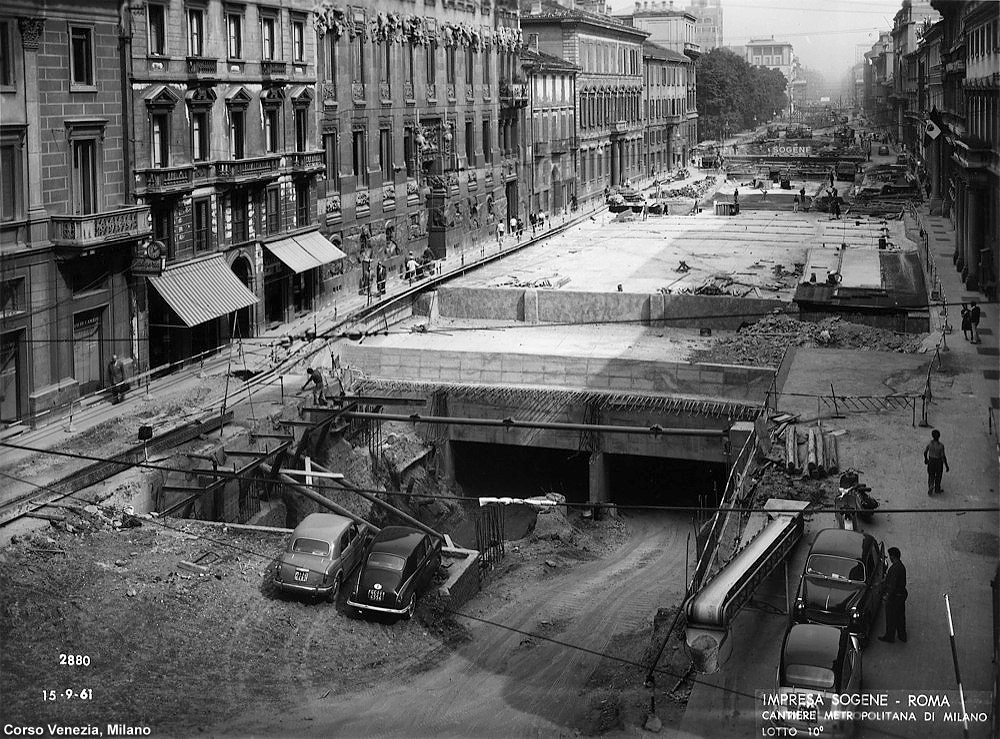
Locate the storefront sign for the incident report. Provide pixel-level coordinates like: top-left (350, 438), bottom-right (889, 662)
top-left (769, 145), bottom-right (813, 156)
top-left (131, 240), bottom-right (165, 276)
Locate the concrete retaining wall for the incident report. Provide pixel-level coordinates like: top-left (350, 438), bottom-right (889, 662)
top-left (437, 546), bottom-right (481, 608)
top-left (340, 344), bottom-right (774, 403)
top-left (418, 287), bottom-right (792, 330)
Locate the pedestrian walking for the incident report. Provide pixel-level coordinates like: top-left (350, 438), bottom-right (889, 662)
top-left (792, 192), bottom-right (800, 212)
top-left (969, 301), bottom-right (982, 343)
top-left (799, 186), bottom-right (807, 211)
top-left (878, 547), bottom-right (908, 643)
top-left (375, 261), bottom-right (387, 296)
top-left (509, 216), bottom-right (518, 240)
top-left (107, 354), bottom-right (127, 404)
top-left (496, 220), bottom-right (505, 245)
top-left (301, 367), bottom-right (327, 406)
top-left (960, 303), bottom-right (972, 340)
top-left (923, 429), bottom-right (949, 495)
top-left (829, 171), bottom-right (835, 188)
top-left (405, 251), bottom-right (419, 282)
top-left (732, 187), bottom-right (740, 215)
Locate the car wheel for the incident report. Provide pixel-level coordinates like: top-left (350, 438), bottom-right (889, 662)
top-left (403, 593), bottom-right (416, 620)
top-left (326, 574), bottom-right (341, 603)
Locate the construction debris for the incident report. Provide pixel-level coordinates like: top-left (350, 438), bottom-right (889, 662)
top-left (691, 313), bottom-right (926, 366)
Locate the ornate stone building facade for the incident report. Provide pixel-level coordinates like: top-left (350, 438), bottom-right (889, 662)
top-left (313, 0), bottom-right (525, 279)
top-left (125, 0), bottom-right (333, 370)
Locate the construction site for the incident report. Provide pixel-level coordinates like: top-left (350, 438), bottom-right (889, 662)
top-left (2, 133), bottom-right (997, 739)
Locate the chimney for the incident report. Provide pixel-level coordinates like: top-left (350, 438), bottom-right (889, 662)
top-left (530, 0), bottom-right (542, 13)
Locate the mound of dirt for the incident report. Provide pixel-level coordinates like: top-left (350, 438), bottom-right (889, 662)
top-left (691, 313), bottom-right (927, 367)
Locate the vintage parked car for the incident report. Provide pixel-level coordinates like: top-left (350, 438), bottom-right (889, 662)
top-left (348, 526), bottom-right (442, 619)
top-left (273, 513), bottom-right (370, 602)
top-left (793, 529), bottom-right (885, 642)
top-left (774, 623), bottom-right (862, 737)
top-left (877, 144), bottom-right (890, 156)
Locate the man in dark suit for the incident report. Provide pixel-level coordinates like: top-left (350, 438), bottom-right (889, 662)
top-left (879, 547), bottom-right (908, 643)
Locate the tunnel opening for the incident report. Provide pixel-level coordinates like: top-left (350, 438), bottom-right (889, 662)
top-left (606, 454), bottom-right (726, 510)
top-left (449, 441), bottom-right (591, 545)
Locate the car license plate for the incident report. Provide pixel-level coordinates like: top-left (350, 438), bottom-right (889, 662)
top-left (368, 588), bottom-right (384, 602)
top-left (294, 569), bottom-right (308, 582)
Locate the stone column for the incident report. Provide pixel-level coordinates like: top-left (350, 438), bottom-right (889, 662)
top-left (588, 451), bottom-right (609, 514)
top-left (954, 183), bottom-right (965, 268)
top-left (928, 138), bottom-right (942, 213)
top-left (18, 17), bottom-right (48, 245)
top-left (963, 185), bottom-right (982, 289)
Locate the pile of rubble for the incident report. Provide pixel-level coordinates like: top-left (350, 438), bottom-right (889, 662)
top-left (662, 176), bottom-right (718, 200)
top-left (692, 313), bottom-right (926, 366)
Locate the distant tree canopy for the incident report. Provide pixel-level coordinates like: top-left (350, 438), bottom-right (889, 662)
top-left (695, 48), bottom-right (788, 142)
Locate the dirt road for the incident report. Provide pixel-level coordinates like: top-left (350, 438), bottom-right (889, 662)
top-left (221, 511), bottom-right (693, 737)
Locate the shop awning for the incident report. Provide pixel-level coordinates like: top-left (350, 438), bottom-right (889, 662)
top-left (264, 230), bottom-right (347, 274)
top-left (147, 255), bottom-right (258, 327)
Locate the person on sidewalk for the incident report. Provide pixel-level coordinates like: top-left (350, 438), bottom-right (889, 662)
top-left (799, 186), bottom-right (807, 211)
top-left (879, 547), bottom-right (908, 643)
top-left (496, 220), bottom-right (505, 245)
top-left (107, 354), bottom-right (127, 404)
top-left (923, 429), bottom-right (949, 495)
top-left (301, 367), bottom-right (327, 406)
top-left (960, 303), bottom-right (972, 341)
top-left (375, 261), bottom-right (387, 296)
top-left (969, 301), bottom-right (982, 343)
top-left (732, 188), bottom-right (740, 215)
top-left (793, 192), bottom-right (800, 212)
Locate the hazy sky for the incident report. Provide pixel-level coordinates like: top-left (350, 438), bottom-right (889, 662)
top-left (611, 0), bottom-right (908, 80)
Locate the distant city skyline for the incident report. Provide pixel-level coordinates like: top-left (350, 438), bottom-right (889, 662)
top-left (611, 0), bottom-right (909, 79)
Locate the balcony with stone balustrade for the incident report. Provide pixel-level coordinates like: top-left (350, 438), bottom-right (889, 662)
top-left (50, 205), bottom-right (152, 250)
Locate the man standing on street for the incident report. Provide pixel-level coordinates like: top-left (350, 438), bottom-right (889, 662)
top-left (732, 187), bottom-right (739, 215)
top-left (107, 354), bottom-right (127, 404)
top-left (969, 301), bottom-right (982, 344)
top-left (879, 547), bottom-right (908, 643)
top-left (923, 429), bottom-right (950, 495)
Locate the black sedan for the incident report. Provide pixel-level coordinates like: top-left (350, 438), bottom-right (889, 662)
top-left (793, 529), bottom-right (885, 642)
top-left (878, 144), bottom-right (890, 156)
top-left (348, 526), bottom-right (442, 619)
top-left (775, 624), bottom-right (862, 737)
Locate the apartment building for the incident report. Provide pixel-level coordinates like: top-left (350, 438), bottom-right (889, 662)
top-left (1, 1), bottom-right (152, 425)
top-left (642, 41), bottom-right (691, 173)
top-left (125, 0), bottom-right (337, 371)
top-left (523, 0), bottom-right (648, 205)
top-left (521, 44), bottom-right (579, 216)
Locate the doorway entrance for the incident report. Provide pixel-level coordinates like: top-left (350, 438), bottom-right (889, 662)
top-left (73, 307), bottom-right (105, 394)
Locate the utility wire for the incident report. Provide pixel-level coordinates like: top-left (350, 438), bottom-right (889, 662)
top-left (3, 438), bottom-right (997, 515)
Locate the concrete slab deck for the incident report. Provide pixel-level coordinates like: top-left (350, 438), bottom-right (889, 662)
top-left (450, 210), bottom-right (917, 302)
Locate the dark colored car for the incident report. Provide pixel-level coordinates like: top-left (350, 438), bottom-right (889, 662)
top-left (775, 623), bottom-right (862, 737)
top-left (273, 513), bottom-right (369, 601)
top-left (348, 526), bottom-right (442, 619)
top-left (793, 529), bottom-right (885, 642)
top-left (878, 144), bottom-right (890, 156)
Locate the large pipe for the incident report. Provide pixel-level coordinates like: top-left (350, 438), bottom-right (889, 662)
top-left (260, 462), bottom-right (380, 533)
top-left (341, 411), bottom-right (727, 438)
top-left (310, 461), bottom-right (444, 543)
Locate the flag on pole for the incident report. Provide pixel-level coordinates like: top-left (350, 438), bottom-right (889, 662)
top-left (925, 120), bottom-right (942, 140)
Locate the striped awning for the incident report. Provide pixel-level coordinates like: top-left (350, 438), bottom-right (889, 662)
top-left (264, 230), bottom-right (346, 274)
top-left (147, 255), bottom-right (258, 327)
